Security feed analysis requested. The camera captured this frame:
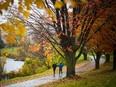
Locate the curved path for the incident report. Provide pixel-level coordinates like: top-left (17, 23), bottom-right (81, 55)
top-left (75, 56), bottom-right (105, 74)
top-left (3, 56), bottom-right (105, 87)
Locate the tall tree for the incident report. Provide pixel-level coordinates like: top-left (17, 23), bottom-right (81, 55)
top-left (105, 53), bottom-right (110, 63)
top-left (87, 16), bottom-right (116, 69)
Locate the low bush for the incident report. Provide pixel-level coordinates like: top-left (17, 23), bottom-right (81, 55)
top-left (5, 71), bottom-right (17, 79)
top-left (37, 65), bottom-right (48, 73)
top-left (18, 58), bottom-right (47, 76)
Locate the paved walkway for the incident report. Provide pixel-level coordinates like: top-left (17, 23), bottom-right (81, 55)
top-left (3, 74), bottom-right (66, 87)
top-left (3, 56), bottom-right (105, 87)
top-left (76, 56), bottom-right (105, 74)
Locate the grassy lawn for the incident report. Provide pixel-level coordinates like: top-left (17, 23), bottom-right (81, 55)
top-left (0, 47), bottom-right (17, 54)
top-left (0, 47), bottom-right (19, 58)
top-left (102, 55), bottom-right (113, 62)
top-left (38, 62), bottom-right (116, 87)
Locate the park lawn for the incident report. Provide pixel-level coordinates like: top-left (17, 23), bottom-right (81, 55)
top-left (102, 55), bottom-right (113, 62)
top-left (76, 56), bottom-right (90, 64)
top-left (0, 47), bottom-right (17, 54)
top-left (0, 47), bottom-right (19, 58)
top-left (39, 62), bottom-right (116, 87)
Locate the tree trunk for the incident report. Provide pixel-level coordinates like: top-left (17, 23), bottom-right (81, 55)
top-left (66, 60), bottom-right (76, 77)
top-left (95, 51), bottom-right (101, 69)
top-left (113, 49), bottom-right (116, 70)
top-left (83, 53), bottom-right (87, 60)
top-left (66, 53), bottom-right (76, 77)
top-left (95, 59), bottom-right (100, 69)
top-left (105, 54), bottom-right (110, 63)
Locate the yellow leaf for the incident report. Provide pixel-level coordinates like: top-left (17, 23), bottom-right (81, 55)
top-left (0, 0), bottom-right (12, 10)
top-left (23, 11), bottom-right (30, 19)
top-left (0, 23), bottom-right (9, 32)
top-left (25, 0), bottom-right (33, 10)
top-left (18, 2), bottom-right (23, 12)
top-left (0, 24), bottom-right (15, 34)
top-left (0, 24), bottom-right (7, 30)
top-left (16, 28), bottom-right (26, 36)
top-left (54, 1), bottom-right (64, 9)
top-left (16, 23), bottom-right (26, 36)
top-left (5, 34), bottom-right (17, 45)
top-left (8, 24), bottom-right (15, 33)
top-left (17, 23), bottom-right (23, 29)
top-left (68, 0), bottom-right (77, 8)
top-left (26, 4), bottom-right (31, 10)
top-left (35, 0), bottom-right (45, 8)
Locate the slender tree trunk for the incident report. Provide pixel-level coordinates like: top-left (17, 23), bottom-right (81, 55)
top-left (113, 49), bottom-right (116, 70)
top-left (95, 51), bottom-right (101, 69)
top-left (95, 59), bottom-right (100, 69)
top-left (66, 52), bottom-right (76, 77)
top-left (83, 53), bottom-right (87, 60)
top-left (105, 54), bottom-right (110, 63)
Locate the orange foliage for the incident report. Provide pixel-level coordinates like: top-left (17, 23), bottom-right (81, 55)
top-left (29, 44), bottom-right (41, 53)
top-left (87, 25), bottom-right (115, 54)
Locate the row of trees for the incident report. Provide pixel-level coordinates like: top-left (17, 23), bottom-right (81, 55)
top-left (0, 0), bottom-right (116, 77)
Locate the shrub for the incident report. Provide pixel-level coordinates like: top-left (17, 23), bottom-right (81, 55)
top-left (5, 71), bottom-right (17, 79)
top-left (18, 58), bottom-right (44, 76)
top-left (36, 65), bottom-right (48, 73)
top-left (0, 72), bottom-right (5, 80)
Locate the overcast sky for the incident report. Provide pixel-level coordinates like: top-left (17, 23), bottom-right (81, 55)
top-left (0, 0), bottom-right (18, 24)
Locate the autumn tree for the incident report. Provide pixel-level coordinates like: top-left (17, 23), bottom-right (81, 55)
top-left (87, 24), bottom-right (109, 69)
top-left (87, 25), bottom-right (115, 69)
top-left (87, 0), bottom-right (116, 69)
top-left (106, 8), bottom-right (116, 70)
top-left (104, 54), bottom-right (110, 63)
top-left (0, 0), bottom-right (115, 77)
top-left (87, 34), bottom-right (103, 69)
top-left (102, 21), bottom-right (116, 70)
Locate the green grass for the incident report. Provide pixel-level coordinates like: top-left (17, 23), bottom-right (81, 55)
top-left (76, 55), bottom-right (91, 64)
top-left (0, 47), bottom-right (19, 58)
top-left (0, 47), bottom-right (17, 53)
top-left (102, 55), bottom-right (113, 62)
top-left (39, 62), bottom-right (116, 87)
